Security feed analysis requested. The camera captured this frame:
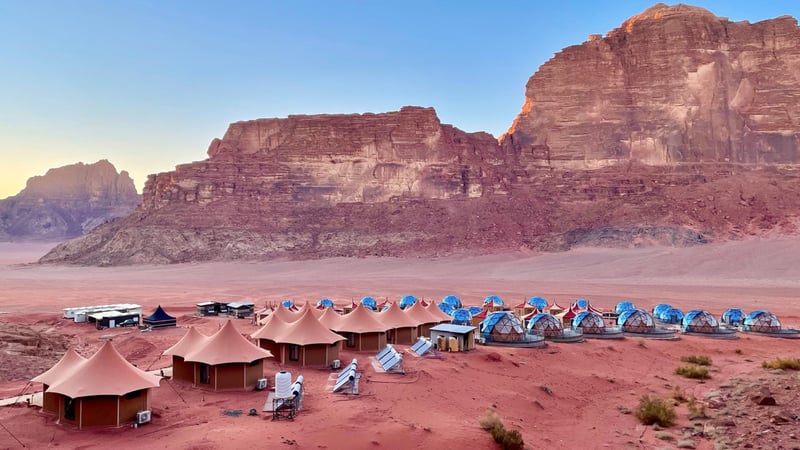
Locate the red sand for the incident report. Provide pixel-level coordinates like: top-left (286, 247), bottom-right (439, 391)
top-left (1, 239), bottom-right (799, 449)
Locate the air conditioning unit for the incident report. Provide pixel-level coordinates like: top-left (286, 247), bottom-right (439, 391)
top-left (331, 359), bottom-right (341, 369)
top-left (136, 410), bottom-right (151, 425)
top-left (256, 378), bottom-right (268, 390)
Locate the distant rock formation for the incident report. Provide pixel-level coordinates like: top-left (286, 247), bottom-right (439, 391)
top-left (502, 3), bottom-right (800, 169)
top-left (39, 5), bottom-right (800, 265)
top-left (0, 160), bottom-right (139, 241)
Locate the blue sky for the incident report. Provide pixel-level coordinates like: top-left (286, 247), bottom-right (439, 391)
top-left (0, 1), bottom-right (796, 197)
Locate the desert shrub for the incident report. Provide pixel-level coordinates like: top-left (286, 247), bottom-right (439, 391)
top-left (687, 398), bottom-right (707, 420)
top-left (478, 408), bottom-right (525, 450)
top-left (635, 395), bottom-right (676, 427)
top-left (676, 365), bottom-right (710, 380)
top-left (671, 386), bottom-right (687, 402)
top-left (762, 357), bottom-right (800, 370)
top-left (680, 355), bottom-right (712, 366)
top-left (479, 407), bottom-right (502, 431)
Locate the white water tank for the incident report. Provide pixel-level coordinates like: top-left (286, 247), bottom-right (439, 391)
top-left (275, 371), bottom-right (292, 399)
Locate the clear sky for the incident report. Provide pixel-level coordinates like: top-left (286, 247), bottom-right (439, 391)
top-left (1, 1), bottom-right (796, 198)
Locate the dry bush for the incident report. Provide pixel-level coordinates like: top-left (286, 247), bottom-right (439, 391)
top-left (675, 365), bottom-right (710, 380)
top-left (762, 357), bottom-right (800, 370)
top-left (478, 407), bottom-right (525, 450)
top-left (634, 395), bottom-right (676, 427)
top-left (680, 355), bottom-right (712, 366)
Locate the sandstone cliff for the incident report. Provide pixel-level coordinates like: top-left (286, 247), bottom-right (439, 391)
top-left (39, 5), bottom-right (800, 265)
top-left (0, 160), bottom-right (139, 241)
top-left (502, 3), bottom-right (800, 169)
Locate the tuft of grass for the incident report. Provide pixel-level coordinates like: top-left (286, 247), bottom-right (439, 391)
top-left (634, 395), bottom-right (676, 427)
top-left (478, 407), bottom-right (525, 450)
top-left (671, 386), bottom-right (687, 403)
top-left (676, 365), bottom-right (711, 380)
top-left (762, 357), bottom-right (800, 370)
top-left (687, 398), bottom-right (707, 420)
top-left (680, 355), bottom-right (712, 366)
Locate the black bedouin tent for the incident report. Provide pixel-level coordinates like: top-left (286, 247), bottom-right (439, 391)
top-left (143, 305), bottom-right (177, 329)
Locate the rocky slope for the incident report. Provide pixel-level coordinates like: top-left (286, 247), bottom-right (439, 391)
top-left (40, 5), bottom-right (800, 265)
top-left (0, 160), bottom-right (139, 241)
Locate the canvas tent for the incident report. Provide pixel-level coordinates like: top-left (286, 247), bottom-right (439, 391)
top-left (333, 305), bottom-right (388, 352)
top-left (377, 302), bottom-right (420, 345)
top-left (181, 320), bottom-right (273, 390)
top-left (31, 348), bottom-right (86, 415)
top-left (162, 327), bottom-right (210, 384)
top-left (143, 305), bottom-right (177, 329)
top-left (252, 308), bottom-right (345, 367)
top-left (37, 341), bottom-right (160, 429)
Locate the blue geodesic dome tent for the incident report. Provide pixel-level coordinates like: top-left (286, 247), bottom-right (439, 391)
top-left (467, 306), bottom-right (483, 316)
top-left (743, 310), bottom-right (781, 332)
top-left (483, 295), bottom-right (503, 307)
top-left (526, 313), bottom-right (563, 337)
top-left (572, 311), bottom-right (605, 333)
top-left (480, 311), bottom-right (525, 342)
top-left (652, 304), bottom-right (672, 317)
top-left (617, 308), bottom-right (655, 332)
top-left (615, 301), bottom-right (636, 315)
top-left (281, 299), bottom-right (295, 309)
top-left (573, 298), bottom-right (589, 310)
top-left (527, 296), bottom-right (548, 311)
top-left (451, 308), bottom-right (473, 326)
top-left (399, 295), bottom-right (417, 309)
top-left (659, 308), bottom-right (684, 324)
top-left (442, 295), bottom-right (462, 309)
top-left (681, 310), bottom-right (719, 333)
top-left (316, 298), bottom-right (334, 309)
top-left (360, 296), bottom-right (377, 311)
top-left (721, 308), bottom-right (744, 325)
top-left (437, 302), bottom-right (455, 315)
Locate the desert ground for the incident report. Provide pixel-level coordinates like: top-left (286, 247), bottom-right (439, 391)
top-left (1, 239), bottom-right (799, 450)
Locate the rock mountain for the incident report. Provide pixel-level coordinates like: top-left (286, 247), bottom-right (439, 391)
top-left (41, 4), bottom-right (800, 265)
top-left (0, 160), bottom-right (139, 242)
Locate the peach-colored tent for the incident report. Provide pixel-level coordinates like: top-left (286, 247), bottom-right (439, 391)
top-left (162, 327), bottom-right (210, 384)
top-left (182, 320), bottom-right (273, 390)
top-left (31, 348), bottom-right (86, 415)
top-left (334, 305), bottom-right (388, 352)
top-left (378, 302), bottom-right (420, 345)
top-left (261, 308), bottom-right (345, 366)
top-left (405, 302), bottom-right (443, 337)
top-left (250, 311), bottom-right (292, 359)
top-left (318, 306), bottom-right (344, 330)
top-left (44, 340), bottom-right (161, 429)
top-left (426, 303), bottom-right (453, 322)
top-left (298, 301), bottom-right (324, 319)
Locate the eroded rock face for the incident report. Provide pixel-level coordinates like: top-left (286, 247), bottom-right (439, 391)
top-left (502, 3), bottom-right (800, 169)
top-left (38, 6), bottom-right (800, 265)
top-left (0, 160), bottom-right (139, 241)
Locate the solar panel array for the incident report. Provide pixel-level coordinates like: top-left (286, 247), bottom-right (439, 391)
top-left (376, 344), bottom-right (403, 373)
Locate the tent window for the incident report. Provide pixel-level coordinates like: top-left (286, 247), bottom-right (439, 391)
top-left (199, 363), bottom-right (210, 384)
top-left (288, 345), bottom-right (300, 361)
top-left (346, 333), bottom-right (355, 348)
top-left (64, 397), bottom-right (76, 420)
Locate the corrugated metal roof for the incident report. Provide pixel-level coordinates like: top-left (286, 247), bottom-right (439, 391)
top-left (430, 324), bottom-right (476, 334)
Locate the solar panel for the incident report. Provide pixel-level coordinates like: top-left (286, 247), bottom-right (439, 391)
top-left (375, 344), bottom-right (394, 361)
top-left (332, 359), bottom-right (359, 393)
top-left (376, 345), bottom-right (404, 373)
top-left (410, 338), bottom-right (432, 355)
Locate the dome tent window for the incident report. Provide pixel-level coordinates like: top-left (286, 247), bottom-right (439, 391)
top-left (289, 344), bottom-right (300, 361)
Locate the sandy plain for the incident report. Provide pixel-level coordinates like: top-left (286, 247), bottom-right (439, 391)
top-left (1, 238), bottom-right (799, 450)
